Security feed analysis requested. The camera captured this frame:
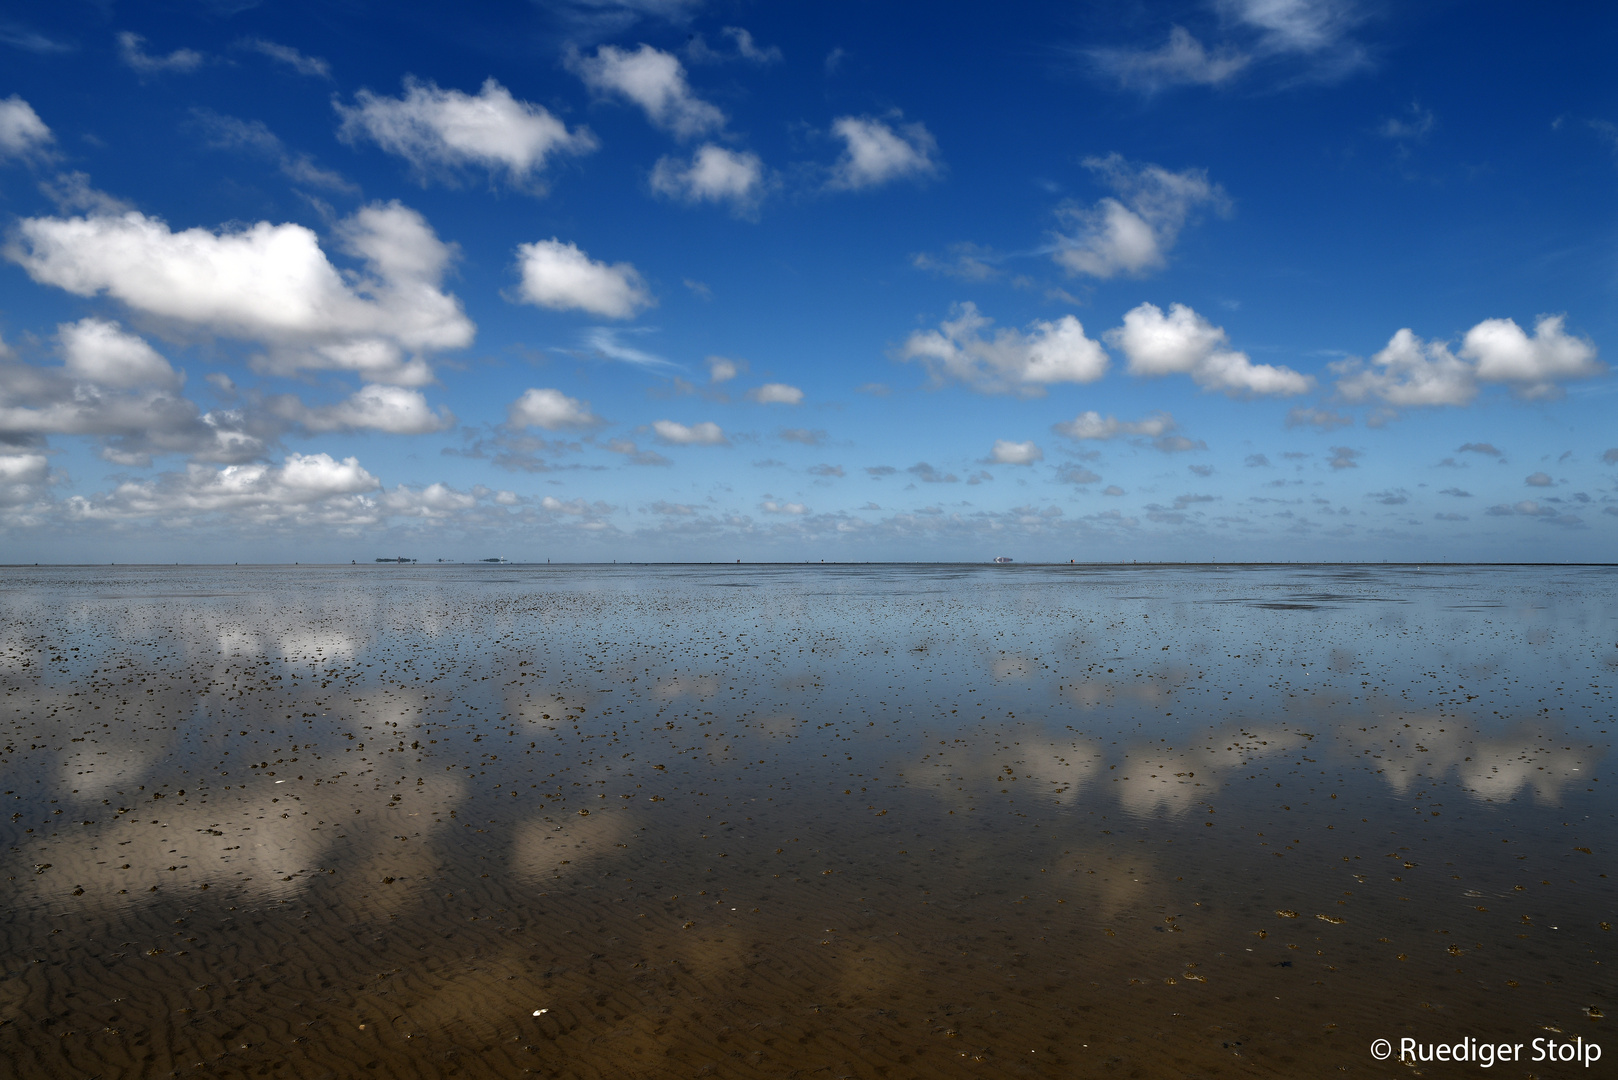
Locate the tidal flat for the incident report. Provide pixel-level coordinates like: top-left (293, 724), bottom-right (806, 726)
top-left (0, 562), bottom-right (1611, 1078)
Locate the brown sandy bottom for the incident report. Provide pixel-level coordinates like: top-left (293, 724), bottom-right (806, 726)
top-left (1, 563), bottom-right (1614, 1077)
top-left (2, 783), bottom-right (1609, 1080)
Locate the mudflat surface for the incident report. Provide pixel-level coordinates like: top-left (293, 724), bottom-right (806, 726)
top-left (0, 563), bottom-right (1611, 1078)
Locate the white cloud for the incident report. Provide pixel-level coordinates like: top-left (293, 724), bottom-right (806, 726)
top-left (0, 95), bottom-right (52, 161)
top-left (1525, 472), bottom-right (1554, 487)
top-left (1088, 25), bottom-right (1251, 92)
top-left (579, 327), bottom-right (676, 371)
top-left (1088, 0), bottom-right (1366, 95)
top-left (898, 301), bottom-right (1108, 396)
top-left (652, 419), bottom-right (727, 445)
top-left (59, 317), bottom-right (179, 389)
top-left (567, 44), bottom-right (724, 139)
top-left (1107, 302), bottom-right (1312, 396)
top-left (1222, 0), bottom-right (1363, 59)
top-left (386, 483), bottom-right (479, 517)
top-left (650, 144), bottom-right (766, 214)
top-left (69, 452), bottom-right (378, 523)
top-left (513, 238), bottom-right (653, 319)
top-left (0, 322), bottom-right (269, 465)
top-left (1334, 316), bottom-right (1600, 407)
top-left (707, 356), bottom-right (743, 383)
top-left (8, 200), bottom-right (474, 386)
top-left (239, 38), bottom-right (331, 79)
top-left (746, 382), bottom-right (803, 405)
top-left (1051, 155), bottom-right (1226, 278)
top-left (989, 439), bottom-right (1043, 465)
top-left (271, 384), bottom-right (454, 435)
top-left (336, 78), bottom-right (597, 188)
top-left (1461, 315), bottom-right (1601, 397)
top-left (0, 452), bottom-right (50, 508)
top-left (508, 387), bottom-right (602, 430)
top-left (1333, 328), bottom-right (1475, 407)
top-left (762, 499), bottom-right (807, 515)
top-left (1052, 410), bottom-right (1176, 440)
top-left (827, 115), bottom-right (939, 189)
top-left (117, 32), bottom-right (204, 75)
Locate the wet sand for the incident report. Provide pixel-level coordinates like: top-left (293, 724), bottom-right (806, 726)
top-left (1, 563), bottom-right (1611, 1077)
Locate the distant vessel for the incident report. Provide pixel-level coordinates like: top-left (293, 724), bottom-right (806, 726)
top-left (993, 556), bottom-right (1014, 564)
top-left (479, 557), bottom-right (508, 564)
top-left (375, 556), bottom-right (416, 563)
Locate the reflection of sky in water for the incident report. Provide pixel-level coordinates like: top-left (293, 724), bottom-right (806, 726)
top-left (1, 563), bottom-right (1612, 917)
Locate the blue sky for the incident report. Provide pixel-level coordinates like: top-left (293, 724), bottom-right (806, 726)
top-left (1, 0), bottom-right (1615, 562)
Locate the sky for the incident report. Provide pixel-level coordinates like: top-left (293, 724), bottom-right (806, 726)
top-left (0, 0), bottom-right (1616, 563)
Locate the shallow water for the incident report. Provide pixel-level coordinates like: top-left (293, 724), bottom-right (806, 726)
top-left (0, 563), bottom-right (1612, 1078)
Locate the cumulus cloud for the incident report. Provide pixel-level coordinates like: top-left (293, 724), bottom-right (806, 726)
top-left (1333, 328), bottom-right (1475, 407)
top-left (336, 77), bottom-right (597, 188)
top-left (1051, 155), bottom-right (1226, 279)
top-left (1052, 409), bottom-right (1176, 440)
top-left (0, 319), bottom-right (271, 466)
top-left (898, 301), bottom-right (1107, 396)
top-left (59, 316), bottom-right (179, 389)
top-left (1335, 316), bottom-right (1600, 407)
top-left (1058, 465), bottom-right (1102, 485)
top-left (761, 499), bottom-right (807, 514)
top-left (1108, 302), bottom-right (1312, 396)
top-left (118, 32), bottom-right (204, 75)
top-left (270, 384), bottom-right (453, 435)
top-left (239, 38), bottom-right (330, 78)
top-left (0, 95), bottom-right (53, 162)
top-left (746, 382), bottom-right (803, 405)
top-left (1461, 315), bottom-right (1602, 398)
top-left (512, 238), bottom-right (652, 319)
top-left (8, 200), bottom-right (473, 386)
top-left (808, 463), bottom-right (844, 477)
top-left (989, 439), bottom-right (1043, 465)
top-left (508, 387), bottom-right (602, 430)
top-left (1602, 448), bottom-right (1618, 465)
top-left (650, 144), bottom-right (767, 214)
top-left (1088, 25), bottom-right (1250, 92)
top-left (567, 44), bottom-right (724, 139)
top-left (826, 114), bottom-right (940, 190)
top-left (0, 451), bottom-right (50, 508)
top-left (70, 452), bottom-right (377, 524)
top-left (1524, 471), bottom-right (1553, 487)
top-left (652, 419), bottom-right (726, 445)
top-left (707, 356), bottom-right (743, 383)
